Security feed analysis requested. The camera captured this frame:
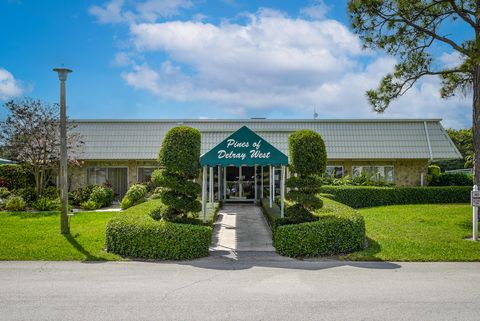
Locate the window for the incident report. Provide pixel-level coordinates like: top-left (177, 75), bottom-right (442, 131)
top-left (137, 167), bottom-right (157, 183)
top-left (325, 166), bottom-right (344, 178)
top-left (352, 166), bottom-right (394, 183)
top-left (87, 167), bottom-right (107, 185)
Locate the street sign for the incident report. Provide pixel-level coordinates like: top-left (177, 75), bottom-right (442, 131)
top-left (472, 190), bottom-right (480, 207)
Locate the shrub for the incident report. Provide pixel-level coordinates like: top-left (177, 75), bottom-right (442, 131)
top-left (272, 198), bottom-right (365, 257)
top-left (106, 201), bottom-right (212, 260)
top-left (33, 197), bottom-right (59, 211)
top-left (437, 173), bottom-right (473, 186)
top-left (42, 186), bottom-right (59, 199)
top-left (320, 185), bottom-right (471, 208)
top-left (152, 126), bottom-right (202, 220)
top-left (80, 200), bottom-right (101, 210)
top-left (0, 187), bottom-right (10, 199)
top-left (285, 130), bottom-right (326, 221)
top-left (69, 185), bottom-right (94, 206)
top-left (89, 185), bottom-right (114, 208)
top-left (120, 184), bottom-right (148, 209)
top-left (13, 187), bottom-right (37, 205)
top-left (0, 164), bottom-right (35, 190)
top-left (5, 195), bottom-right (27, 212)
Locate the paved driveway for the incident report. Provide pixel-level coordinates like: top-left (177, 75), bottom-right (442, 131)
top-left (1, 258), bottom-right (480, 321)
top-left (210, 204), bottom-right (274, 254)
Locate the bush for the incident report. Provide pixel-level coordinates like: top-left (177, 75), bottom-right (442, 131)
top-left (5, 195), bottom-right (27, 212)
top-left (33, 197), bottom-right (59, 211)
top-left (0, 164), bottom-right (35, 190)
top-left (272, 198), bottom-right (366, 257)
top-left (120, 184), bottom-right (148, 209)
top-left (13, 187), bottom-right (37, 205)
top-left (80, 200), bottom-right (101, 210)
top-left (320, 185), bottom-right (471, 208)
top-left (106, 201), bottom-right (212, 260)
top-left (436, 173), bottom-right (473, 186)
top-left (153, 126), bottom-right (202, 220)
top-left (89, 185), bottom-right (114, 208)
top-left (69, 185), bottom-right (95, 206)
top-left (42, 186), bottom-right (59, 199)
top-left (0, 187), bottom-right (10, 199)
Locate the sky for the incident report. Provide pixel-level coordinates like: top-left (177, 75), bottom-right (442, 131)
top-left (0, 0), bottom-right (472, 128)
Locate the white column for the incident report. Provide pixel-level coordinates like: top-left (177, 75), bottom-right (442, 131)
top-left (269, 165), bottom-right (273, 208)
top-left (261, 166), bottom-right (264, 199)
top-left (239, 166), bottom-right (243, 198)
top-left (254, 165), bottom-right (257, 201)
top-left (202, 166), bottom-right (207, 223)
top-left (272, 166), bottom-right (276, 204)
top-left (223, 166), bottom-right (227, 200)
top-left (281, 165), bottom-right (285, 218)
top-left (420, 172), bottom-right (424, 187)
top-left (217, 166), bottom-right (221, 201)
top-left (209, 166), bottom-right (214, 208)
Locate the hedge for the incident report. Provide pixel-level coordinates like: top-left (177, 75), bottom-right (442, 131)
top-left (320, 185), bottom-right (471, 208)
top-left (106, 200), bottom-right (212, 260)
top-left (0, 164), bottom-right (34, 190)
top-left (262, 198), bottom-right (366, 258)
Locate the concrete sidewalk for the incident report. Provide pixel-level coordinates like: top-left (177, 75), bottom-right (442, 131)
top-left (210, 204), bottom-right (274, 254)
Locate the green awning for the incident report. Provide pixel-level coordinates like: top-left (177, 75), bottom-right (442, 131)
top-left (200, 126), bottom-right (288, 167)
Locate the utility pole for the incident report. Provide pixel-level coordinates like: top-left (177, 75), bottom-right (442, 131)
top-left (53, 67), bottom-right (72, 235)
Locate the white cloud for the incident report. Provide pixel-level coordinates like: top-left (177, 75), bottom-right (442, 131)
top-left (89, 0), bottom-right (193, 24)
top-left (300, 0), bottom-right (329, 20)
top-left (438, 51), bottom-right (465, 69)
top-left (111, 8), bottom-right (471, 128)
top-left (0, 68), bottom-right (24, 100)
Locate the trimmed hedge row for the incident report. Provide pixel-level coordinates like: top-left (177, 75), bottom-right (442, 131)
top-left (106, 200), bottom-right (212, 260)
top-left (262, 198), bottom-right (366, 258)
top-left (320, 186), bottom-right (471, 209)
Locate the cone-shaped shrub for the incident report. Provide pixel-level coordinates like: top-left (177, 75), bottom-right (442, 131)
top-left (286, 130), bottom-right (326, 221)
top-left (151, 126), bottom-right (202, 220)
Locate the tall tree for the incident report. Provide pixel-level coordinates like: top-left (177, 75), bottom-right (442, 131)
top-left (348, 0), bottom-right (479, 183)
top-left (0, 98), bottom-right (83, 195)
top-left (447, 127), bottom-right (474, 168)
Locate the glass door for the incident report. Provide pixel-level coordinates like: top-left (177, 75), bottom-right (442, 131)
top-left (225, 166), bottom-right (255, 201)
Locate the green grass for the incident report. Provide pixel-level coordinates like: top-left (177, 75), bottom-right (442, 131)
top-left (347, 203), bottom-right (480, 261)
top-left (0, 210), bottom-right (120, 261)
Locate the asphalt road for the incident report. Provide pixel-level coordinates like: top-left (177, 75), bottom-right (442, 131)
top-left (1, 254), bottom-right (480, 321)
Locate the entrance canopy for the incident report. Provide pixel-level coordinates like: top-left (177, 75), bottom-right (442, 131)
top-left (200, 126), bottom-right (288, 167)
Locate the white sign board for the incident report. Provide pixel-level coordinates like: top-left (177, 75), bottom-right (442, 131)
top-left (471, 191), bottom-right (480, 207)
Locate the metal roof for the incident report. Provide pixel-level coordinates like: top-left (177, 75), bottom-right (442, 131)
top-left (72, 119), bottom-right (462, 161)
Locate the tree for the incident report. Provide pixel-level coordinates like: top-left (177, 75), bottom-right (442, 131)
top-left (0, 98), bottom-right (83, 195)
top-left (285, 130), bottom-right (327, 222)
top-left (151, 126), bottom-right (202, 220)
top-left (447, 128), bottom-right (473, 168)
top-left (348, 0), bottom-right (480, 183)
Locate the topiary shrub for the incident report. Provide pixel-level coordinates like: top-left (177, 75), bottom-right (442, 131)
top-left (120, 184), bottom-right (148, 209)
top-left (151, 126), bottom-right (202, 220)
top-left (270, 198), bottom-right (366, 257)
top-left (5, 195), bottom-right (27, 212)
top-left (106, 200), bottom-right (212, 260)
top-left (33, 197), bottom-right (59, 211)
top-left (285, 130), bottom-right (327, 222)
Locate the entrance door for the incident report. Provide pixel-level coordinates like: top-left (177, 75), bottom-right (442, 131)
top-left (225, 166), bottom-right (255, 201)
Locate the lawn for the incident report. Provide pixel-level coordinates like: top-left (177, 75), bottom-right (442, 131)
top-left (347, 203), bottom-right (480, 261)
top-left (0, 210), bottom-right (120, 261)
top-left (0, 199), bottom-right (219, 261)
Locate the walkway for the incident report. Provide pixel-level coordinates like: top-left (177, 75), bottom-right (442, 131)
top-left (210, 204), bottom-right (275, 255)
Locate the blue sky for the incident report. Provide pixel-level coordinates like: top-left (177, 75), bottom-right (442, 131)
top-left (0, 0), bottom-right (472, 128)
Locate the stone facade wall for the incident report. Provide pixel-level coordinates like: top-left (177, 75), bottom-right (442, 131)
top-left (71, 158), bottom-right (429, 190)
top-left (328, 159), bottom-right (428, 186)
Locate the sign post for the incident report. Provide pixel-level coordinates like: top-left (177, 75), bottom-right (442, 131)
top-left (471, 185), bottom-right (479, 241)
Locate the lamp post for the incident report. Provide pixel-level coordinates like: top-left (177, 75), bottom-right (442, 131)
top-left (53, 67), bottom-right (72, 235)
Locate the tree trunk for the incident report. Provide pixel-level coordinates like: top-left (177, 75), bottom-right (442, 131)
top-left (473, 63), bottom-right (480, 185)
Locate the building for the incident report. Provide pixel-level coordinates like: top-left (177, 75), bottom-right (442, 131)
top-left (71, 119), bottom-right (462, 200)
